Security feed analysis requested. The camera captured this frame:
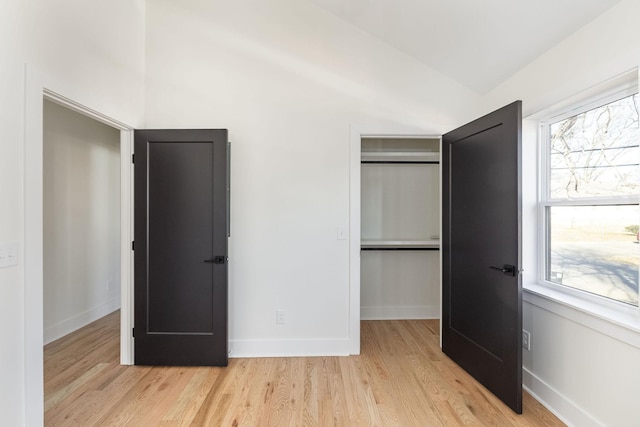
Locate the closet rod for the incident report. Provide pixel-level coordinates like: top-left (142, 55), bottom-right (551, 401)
top-left (360, 247), bottom-right (440, 251)
top-left (361, 161), bottom-right (439, 165)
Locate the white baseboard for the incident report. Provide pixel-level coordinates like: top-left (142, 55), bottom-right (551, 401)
top-left (523, 367), bottom-right (603, 427)
top-left (360, 305), bottom-right (439, 320)
top-left (229, 338), bottom-right (351, 358)
top-left (44, 298), bottom-right (121, 345)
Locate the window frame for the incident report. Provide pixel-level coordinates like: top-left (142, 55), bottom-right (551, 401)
top-left (537, 85), bottom-right (640, 315)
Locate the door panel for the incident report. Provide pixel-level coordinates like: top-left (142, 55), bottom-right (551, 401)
top-left (442, 102), bottom-right (522, 413)
top-left (135, 129), bottom-right (228, 366)
top-left (148, 142), bottom-right (214, 333)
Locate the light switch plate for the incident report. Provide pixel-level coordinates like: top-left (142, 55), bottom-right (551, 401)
top-left (0, 242), bottom-right (18, 268)
top-left (276, 309), bottom-right (287, 325)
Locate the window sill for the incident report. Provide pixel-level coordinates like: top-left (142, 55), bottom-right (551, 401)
top-left (524, 282), bottom-right (640, 349)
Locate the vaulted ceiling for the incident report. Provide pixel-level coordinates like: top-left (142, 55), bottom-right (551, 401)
top-left (308, 0), bottom-right (622, 94)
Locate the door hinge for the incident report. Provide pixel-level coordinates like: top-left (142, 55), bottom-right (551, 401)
top-left (132, 241), bottom-right (135, 251)
top-left (132, 154), bottom-right (135, 163)
top-left (132, 327), bottom-right (135, 338)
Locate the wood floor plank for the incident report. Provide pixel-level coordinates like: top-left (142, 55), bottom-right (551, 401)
top-left (159, 367), bottom-right (221, 426)
top-left (45, 313), bottom-right (565, 426)
top-left (44, 362), bottom-right (110, 412)
top-left (46, 366), bottom-right (151, 427)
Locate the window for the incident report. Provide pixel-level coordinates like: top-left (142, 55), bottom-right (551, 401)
top-left (540, 91), bottom-right (640, 306)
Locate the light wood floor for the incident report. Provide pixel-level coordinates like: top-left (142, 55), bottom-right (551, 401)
top-left (44, 311), bottom-right (564, 426)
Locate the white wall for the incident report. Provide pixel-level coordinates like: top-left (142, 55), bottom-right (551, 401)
top-left (43, 100), bottom-right (121, 344)
top-left (0, 0), bottom-right (145, 424)
top-left (0, 1), bottom-right (27, 425)
top-left (24, 0), bottom-right (145, 126)
top-left (361, 164), bottom-right (439, 241)
top-left (145, 0), bottom-right (480, 356)
top-left (361, 251), bottom-right (440, 319)
top-left (483, 1), bottom-right (640, 425)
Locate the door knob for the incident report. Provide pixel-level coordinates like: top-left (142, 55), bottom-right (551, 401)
top-left (489, 264), bottom-right (516, 276)
top-left (204, 256), bottom-right (226, 264)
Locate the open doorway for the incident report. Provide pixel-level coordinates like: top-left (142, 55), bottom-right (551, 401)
top-left (42, 99), bottom-right (122, 415)
top-left (43, 99), bottom-right (121, 345)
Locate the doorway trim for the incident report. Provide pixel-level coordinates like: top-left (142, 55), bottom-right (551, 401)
top-left (25, 69), bottom-right (135, 425)
top-left (348, 125), bottom-right (442, 355)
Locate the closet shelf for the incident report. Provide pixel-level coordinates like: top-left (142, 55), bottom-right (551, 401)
top-left (361, 151), bottom-right (440, 163)
top-left (361, 239), bottom-right (440, 251)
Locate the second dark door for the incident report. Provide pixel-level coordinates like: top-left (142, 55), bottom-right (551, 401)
top-left (442, 101), bottom-right (523, 413)
top-left (134, 129), bottom-right (229, 366)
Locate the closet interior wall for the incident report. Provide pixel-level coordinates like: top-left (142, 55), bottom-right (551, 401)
top-left (360, 137), bottom-right (441, 320)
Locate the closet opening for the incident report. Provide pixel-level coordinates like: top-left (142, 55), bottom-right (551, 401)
top-left (360, 137), bottom-right (441, 323)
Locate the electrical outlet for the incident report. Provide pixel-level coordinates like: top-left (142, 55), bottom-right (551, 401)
top-left (522, 329), bottom-right (531, 351)
top-left (276, 309), bottom-right (287, 325)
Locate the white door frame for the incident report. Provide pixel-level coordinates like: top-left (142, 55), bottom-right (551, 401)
top-left (348, 125), bottom-right (442, 355)
top-left (25, 71), bottom-right (135, 426)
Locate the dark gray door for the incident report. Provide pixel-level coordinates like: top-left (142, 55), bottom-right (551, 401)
top-left (442, 101), bottom-right (522, 413)
top-left (134, 129), bottom-right (228, 366)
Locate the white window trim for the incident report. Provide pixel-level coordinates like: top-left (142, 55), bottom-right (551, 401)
top-left (525, 70), bottom-right (640, 348)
